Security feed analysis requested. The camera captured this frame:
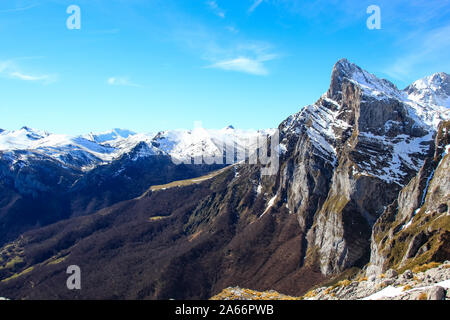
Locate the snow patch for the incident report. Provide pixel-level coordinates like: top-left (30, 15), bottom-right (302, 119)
top-left (362, 279), bottom-right (450, 300)
top-left (259, 194), bottom-right (277, 218)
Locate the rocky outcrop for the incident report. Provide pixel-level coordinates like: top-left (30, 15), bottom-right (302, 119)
top-left (368, 121), bottom-right (450, 275)
top-left (212, 261), bottom-right (450, 300)
top-left (306, 261), bottom-right (450, 300)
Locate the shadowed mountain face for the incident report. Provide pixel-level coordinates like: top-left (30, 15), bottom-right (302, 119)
top-left (0, 146), bottom-right (224, 246)
top-left (0, 165), bottom-right (326, 299)
top-left (0, 127), bottom-right (269, 246)
top-left (0, 59), bottom-right (448, 299)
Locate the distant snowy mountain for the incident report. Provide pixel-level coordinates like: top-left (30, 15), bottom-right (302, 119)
top-left (152, 126), bottom-right (275, 163)
top-left (0, 127), bottom-right (124, 170)
top-left (403, 72), bottom-right (450, 128)
top-left (84, 128), bottom-right (136, 144)
top-left (0, 126), bottom-right (274, 171)
top-left (404, 72), bottom-right (450, 109)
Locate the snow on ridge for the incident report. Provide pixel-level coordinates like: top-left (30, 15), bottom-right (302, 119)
top-left (84, 128), bottom-right (136, 144)
top-left (153, 127), bottom-right (275, 163)
top-left (405, 72), bottom-right (450, 109)
top-left (130, 142), bottom-right (162, 161)
top-left (357, 131), bottom-right (433, 185)
top-left (0, 126), bottom-right (273, 171)
top-left (280, 60), bottom-right (443, 184)
top-left (334, 59), bottom-right (401, 101)
top-left (336, 60), bottom-right (449, 129)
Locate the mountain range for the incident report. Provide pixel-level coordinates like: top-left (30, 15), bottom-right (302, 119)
top-left (0, 59), bottom-right (448, 300)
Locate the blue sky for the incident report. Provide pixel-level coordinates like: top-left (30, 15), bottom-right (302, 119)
top-left (1, 0), bottom-right (449, 135)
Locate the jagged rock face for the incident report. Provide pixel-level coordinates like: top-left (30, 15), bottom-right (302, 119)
top-left (276, 59), bottom-right (437, 275)
top-left (368, 121), bottom-right (450, 275)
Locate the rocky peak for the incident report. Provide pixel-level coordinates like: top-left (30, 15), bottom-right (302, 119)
top-left (328, 58), bottom-right (400, 102)
top-left (87, 128), bottom-right (136, 143)
top-left (275, 59), bottom-right (446, 276)
top-left (20, 126), bottom-right (32, 132)
top-left (404, 72), bottom-right (450, 109)
top-left (126, 141), bottom-right (162, 161)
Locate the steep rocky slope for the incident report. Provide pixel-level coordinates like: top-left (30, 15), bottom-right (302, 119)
top-left (368, 120), bottom-right (450, 275)
top-left (273, 59), bottom-right (445, 275)
top-left (212, 119), bottom-right (450, 300)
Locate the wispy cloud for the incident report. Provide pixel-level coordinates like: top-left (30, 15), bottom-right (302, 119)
top-left (384, 24), bottom-right (450, 81)
top-left (0, 3), bottom-right (39, 13)
top-left (225, 26), bottom-right (239, 34)
top-left (107, 77), bottom-right (141, 87)
top-left (10, 72), bottom-right (51, 82)
top-left (208, 57), bottom-right (268, 75)
top-left (206, 43), bottom-right (278, 76)
top-left (248, 0), bottom-right (264, 13)
top-left (162, 3), bottom-right (280, 76)
top-left (206, 1), bottom-right (225, 18)
top-left (0, 59), bottom-right (56, 84)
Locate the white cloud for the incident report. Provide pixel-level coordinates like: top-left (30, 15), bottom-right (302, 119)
top-left (0, 4), bottom-right (39, 13)
top-left (248, 0), bottom-right (264, 13)
top-left (206, 42), bottom-right (278, 76)
top-left (384, 24), bottom-right (450, 80)
top-left (0, 59), bottom-right (56, 84)
top-left (208, 57), bottom-right (268, 75)
top-left (107, 77), bottom-right (141, 87)
top-left (206, 1), bottom-right (225, 18)
top-left (10, 72), bottom-right (50, 82)
top-left (164, 5), bottom-right (279, 76)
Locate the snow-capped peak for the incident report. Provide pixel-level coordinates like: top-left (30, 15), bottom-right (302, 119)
top-left (151, 127), bottom-right (275, 163)
top-left (281, 59), bottom-right (450, 186)
top-left (0, 127), bottom-right (143, 170)
top-left (0, 127), bottom-right (49, 150)
top-left (329, 59), bottom-right (450, 129)
top-left (331, 58), bottom-right (401, 100)
top-left (404, 72), bottom-right (450, 109)
top-left (1, 126), bottom-right (272, 171)
top-left (85, 128), bottom-right (136, 143)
